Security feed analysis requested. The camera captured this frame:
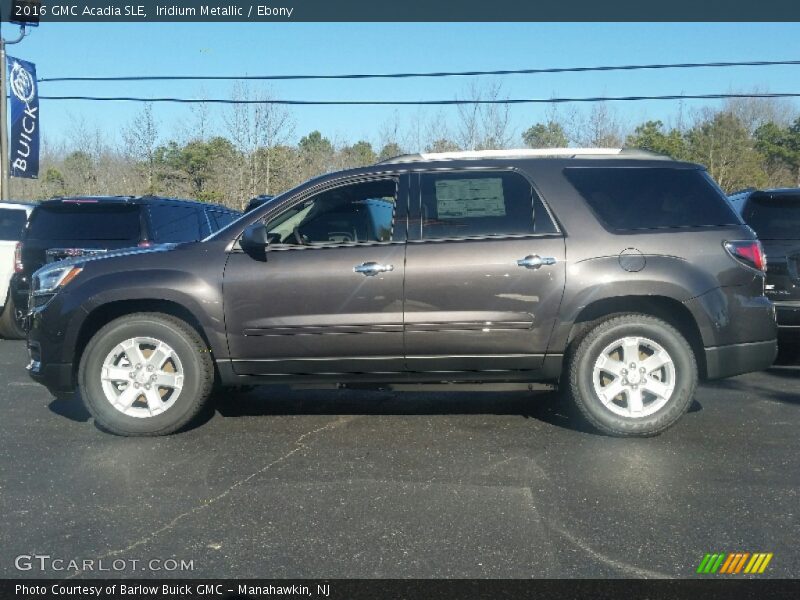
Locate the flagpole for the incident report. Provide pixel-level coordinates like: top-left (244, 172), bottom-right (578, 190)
top-left (0, 23), bottom-right (27, 201)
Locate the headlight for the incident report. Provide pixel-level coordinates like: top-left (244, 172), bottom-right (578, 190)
top-left (32, 265), bottom-right (83, 296)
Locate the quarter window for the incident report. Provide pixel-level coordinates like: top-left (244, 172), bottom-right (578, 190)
top-left (418, 171), bottom-right (553, 239)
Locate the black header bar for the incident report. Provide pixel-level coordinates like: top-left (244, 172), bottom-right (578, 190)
top-left (0, 0), bottom-right (799, 23)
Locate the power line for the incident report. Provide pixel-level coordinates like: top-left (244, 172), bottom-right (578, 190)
top-left (34, 92), bottom-right (800, 105)
top-left (35, 59), bottom-right (800, 83)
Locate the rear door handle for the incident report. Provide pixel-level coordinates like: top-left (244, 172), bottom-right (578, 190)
top-left (516, 255), bottom-right (557, 269)
top-left (354, 262), bottom-right (394, 276)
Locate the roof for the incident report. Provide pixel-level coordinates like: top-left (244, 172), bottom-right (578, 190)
top-left (40, 195), bottom-right (241, 212)
top-left (377, 147), bottom-right (672, 164)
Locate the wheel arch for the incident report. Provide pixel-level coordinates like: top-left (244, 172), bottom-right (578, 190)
top-left (563, 295), bottom-right (707, 379)
top-left (74, 299), bottom-right (216, 380)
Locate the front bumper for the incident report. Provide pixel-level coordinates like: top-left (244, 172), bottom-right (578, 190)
top-left (704, 339), bottom-right (778, 380)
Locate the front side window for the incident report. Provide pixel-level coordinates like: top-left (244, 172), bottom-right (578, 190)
top-left (266, 179), bottom-right (397, 246)
top-left (418, 170), bottom-right (552, 239)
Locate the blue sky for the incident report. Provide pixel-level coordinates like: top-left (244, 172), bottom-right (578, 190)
top-left (11, 22), bottom-right (800, 150)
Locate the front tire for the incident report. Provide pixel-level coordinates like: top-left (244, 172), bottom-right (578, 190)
top-left (78, 313), bottom-right (214, 436)
top-left (0, 292), bottom-right (26, 339)
top-left (565, 314), bottom-right (697, 437)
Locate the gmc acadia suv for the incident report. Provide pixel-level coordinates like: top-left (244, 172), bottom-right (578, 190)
top-left (25, 149), bottom-right (777, 437)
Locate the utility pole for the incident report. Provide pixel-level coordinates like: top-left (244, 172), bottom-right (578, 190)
top-left (0, 22), bottom-right (28, 200)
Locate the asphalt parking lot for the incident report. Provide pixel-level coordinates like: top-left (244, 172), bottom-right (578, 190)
top-left (1, 338), bottom-right (798, 579)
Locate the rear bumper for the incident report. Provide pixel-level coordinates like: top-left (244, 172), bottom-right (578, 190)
top-left (704, 339), bottom-right (777, 380)
top-left (774, 301), bottom-right (800, 329)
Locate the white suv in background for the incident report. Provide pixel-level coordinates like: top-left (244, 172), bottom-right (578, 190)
top-left (0, 202), bottom-right (34, 338)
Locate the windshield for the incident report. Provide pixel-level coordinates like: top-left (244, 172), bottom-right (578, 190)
top-left (743, 194), bottom-right (800, 240)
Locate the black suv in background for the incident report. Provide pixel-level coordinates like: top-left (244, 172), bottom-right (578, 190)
top-left (7, 196), bottom-right (241, 338)
top-left (25, 149), bottom-right (777, 437)
top-left (729, 188), bottom-right (800, 343)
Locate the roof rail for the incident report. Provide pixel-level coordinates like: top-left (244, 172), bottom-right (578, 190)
top-left (377, 147), bottom-right (671, 164)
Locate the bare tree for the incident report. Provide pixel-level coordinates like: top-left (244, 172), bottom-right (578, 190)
top-left (225, 83), bottom-right (294, 205)
top-left (455, 81), bottom-right (513, 150)
top-left (122, 103), bottom-right (160, 192)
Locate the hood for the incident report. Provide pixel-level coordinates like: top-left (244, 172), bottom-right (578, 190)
top-left (32, 243), bottom-right (179, 275)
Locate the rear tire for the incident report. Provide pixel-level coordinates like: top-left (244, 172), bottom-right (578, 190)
top-left (564, 314), bottom-right (697, 437)
top-left (78, 313), bottom-right (214, 436)
top-left (0, 292), bottom-right (26, 339)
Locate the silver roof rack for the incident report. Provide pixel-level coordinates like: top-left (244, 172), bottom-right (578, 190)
top-left (378, 147), bottom-right (671, 164)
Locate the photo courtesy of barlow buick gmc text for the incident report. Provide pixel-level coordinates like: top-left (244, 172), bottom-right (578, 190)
top-left (0, 2), bottom-right (798, 599)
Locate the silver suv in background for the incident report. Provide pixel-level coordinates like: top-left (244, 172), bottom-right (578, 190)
top-left (0, 201), bottom-right (33, 338)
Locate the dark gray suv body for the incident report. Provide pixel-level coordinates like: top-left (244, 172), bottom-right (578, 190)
top-left (26, 149), bottom-right (778, 437)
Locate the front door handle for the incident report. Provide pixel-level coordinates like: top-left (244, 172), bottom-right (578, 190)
top-left (516, 255), bottom-right (557, 269)
top-left (354, 262), bottom-right (394, 276)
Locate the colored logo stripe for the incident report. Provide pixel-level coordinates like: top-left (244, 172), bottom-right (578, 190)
top-left (700, 552), bottom-right (773, 574)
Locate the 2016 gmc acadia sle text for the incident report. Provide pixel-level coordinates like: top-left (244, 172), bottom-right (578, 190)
top-left (25, 149), bottom-right (778, 437)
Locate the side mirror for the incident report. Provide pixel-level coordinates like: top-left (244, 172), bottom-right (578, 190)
top-left (240, 223), bottom-right (269, 258)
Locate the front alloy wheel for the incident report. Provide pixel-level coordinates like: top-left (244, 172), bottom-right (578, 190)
top-left (100, 337), bottom-right (185, 418)
top-left (79, 313), bottom-right (214, 436)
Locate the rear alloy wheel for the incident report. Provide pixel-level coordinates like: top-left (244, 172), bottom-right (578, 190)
top-left (79, 313), bottom-right (214, 436)
top-left (566, 314), bottom-right (697, 437)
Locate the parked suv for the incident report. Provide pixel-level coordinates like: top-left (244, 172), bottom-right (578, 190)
top-left (729, 188), bottom-right (800, 345)
top-left (8, 195), bottom-right (241, 338)
top-left (0, 201), bottom-right (34, 338)
top-left (26, 149), bottom-right (777, 437)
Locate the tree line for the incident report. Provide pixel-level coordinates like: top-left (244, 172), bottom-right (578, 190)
top-left (12, 87), bottom-right (800, 210)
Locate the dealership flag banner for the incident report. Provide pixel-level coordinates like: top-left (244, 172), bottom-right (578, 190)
top-left (7, 55), bottom-right (39, 179)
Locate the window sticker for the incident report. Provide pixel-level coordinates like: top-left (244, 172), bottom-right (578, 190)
top-left (435, 178), bottom-right (506, 218)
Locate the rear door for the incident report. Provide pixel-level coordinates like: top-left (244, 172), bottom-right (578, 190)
top-left (223, 175), bottom-right (409, 375)
top-left (404, 169), bottom-right (566, 372)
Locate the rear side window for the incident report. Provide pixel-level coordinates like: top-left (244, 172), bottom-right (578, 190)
top-left (148, 205), bottom-right (203, 243)
top-left (27, 205), bottom-right (141, 241)
top-left (0, 208), bottom-right (27, 241)
top-left (206, 209), bottom-right (240, 232)
top-left (743, 194), bottom-right (800, 240)
top-left (418, 170), bottom-right (556, 239)
top-left (564, 168), bottom-right (739, 231)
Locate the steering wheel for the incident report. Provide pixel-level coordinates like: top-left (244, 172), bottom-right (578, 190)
top-left (293, 227), bottom-right (307, 245)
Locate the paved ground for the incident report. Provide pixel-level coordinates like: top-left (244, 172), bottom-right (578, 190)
top-left (0, 338), bottom-right (797, 579)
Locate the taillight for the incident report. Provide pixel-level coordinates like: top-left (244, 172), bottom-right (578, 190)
top-left (724, 240), bottom-right (767, 272)
top-left (13, 242), bottom-right (23, 273)
top-left (137, 241), bottom-right (153, 248)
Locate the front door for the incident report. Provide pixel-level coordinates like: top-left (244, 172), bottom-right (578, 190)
top-left (403, 169), bottom-right (566, 372)
top-left (223, 176), bottom-right (408, 375)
